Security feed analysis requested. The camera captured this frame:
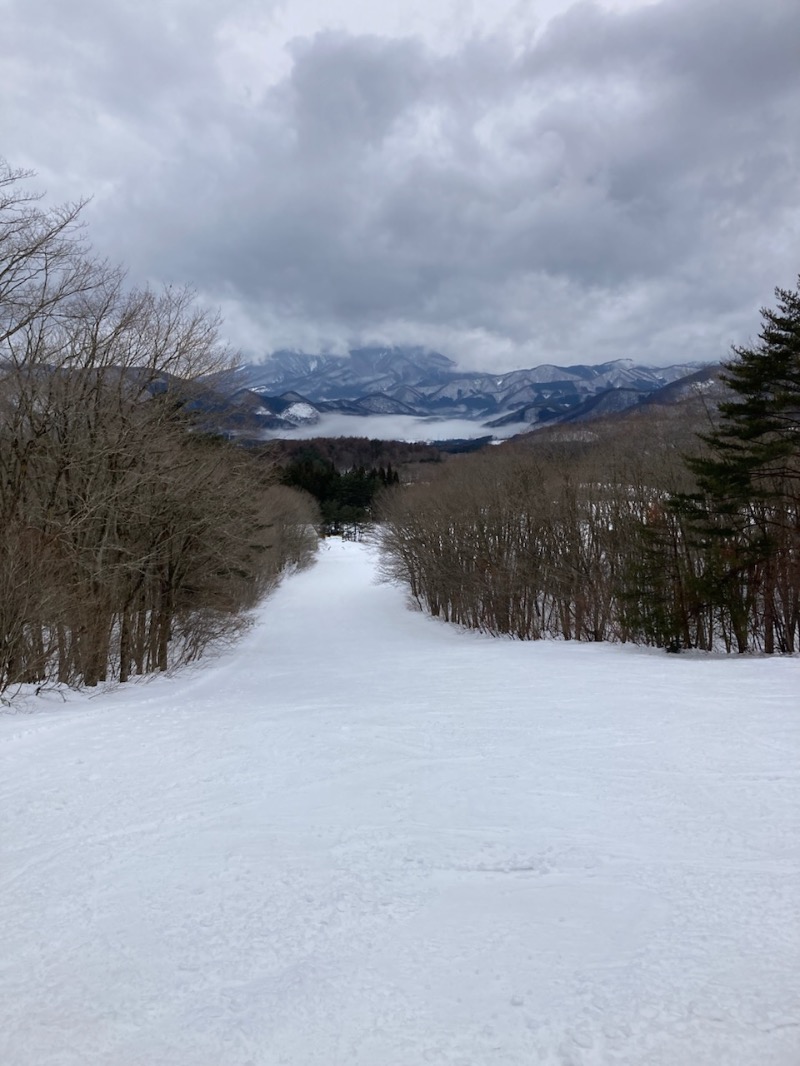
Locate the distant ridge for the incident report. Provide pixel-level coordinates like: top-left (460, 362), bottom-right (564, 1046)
top-left (201, 347), bottom-right (710, 435)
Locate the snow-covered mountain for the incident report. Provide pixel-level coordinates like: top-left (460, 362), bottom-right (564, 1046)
top-left (241, 347), bottom-right (457, 399)
top-left (202, 347), bottom-right (710, 436)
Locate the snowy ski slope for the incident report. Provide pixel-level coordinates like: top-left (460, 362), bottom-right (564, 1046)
top-left (1, 539), bottom-right (799, 1065)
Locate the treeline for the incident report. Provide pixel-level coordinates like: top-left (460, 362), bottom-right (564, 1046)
top-left (0, 162), bottom-right (317, 694)
top-left (263, 436), bottom-right (443, 471)
top-left (379, 281), bottom-right (800, 653)
top-left (280, 448), bottom-right (399, 534)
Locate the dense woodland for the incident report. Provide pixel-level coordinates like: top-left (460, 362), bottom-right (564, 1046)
top-left (0, 163), bottom-right (317, 694)
top-left (379, 282), bottom-right (800, 654)
top-left (279, 448), bottom-right (399, 534)
top-left (261, 435), bottom-right (443, 471)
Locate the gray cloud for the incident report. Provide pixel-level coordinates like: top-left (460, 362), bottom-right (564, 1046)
top-left (2, 0), bottom-right (799, 369)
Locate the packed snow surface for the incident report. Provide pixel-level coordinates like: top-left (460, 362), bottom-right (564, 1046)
top-left (2, 541), bottom-right (799, 1066)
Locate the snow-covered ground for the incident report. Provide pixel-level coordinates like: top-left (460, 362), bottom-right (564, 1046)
top-left (2, 540), bottom-right (799, 1066)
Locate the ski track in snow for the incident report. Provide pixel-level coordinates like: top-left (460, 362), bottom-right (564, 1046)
top-left (1, 540), bottom-right (799, 1066)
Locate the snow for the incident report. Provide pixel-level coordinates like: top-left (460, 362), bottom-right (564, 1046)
top-left (283, 402), bottom-right (319, 424)
top-left (1, 540), bottom-right (799, 1066)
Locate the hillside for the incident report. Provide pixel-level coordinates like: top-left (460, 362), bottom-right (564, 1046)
top-left (2, 541), bottom-right (798, 1066)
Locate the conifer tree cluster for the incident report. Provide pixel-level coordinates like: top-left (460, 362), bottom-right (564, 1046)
top-left (673, 280), bottom-right (800, 651)
top-left (279, 448), bottom-right (399, 534)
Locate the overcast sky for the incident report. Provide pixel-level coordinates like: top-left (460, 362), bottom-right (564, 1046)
top-left (3, 0), bottom-right (799, 369)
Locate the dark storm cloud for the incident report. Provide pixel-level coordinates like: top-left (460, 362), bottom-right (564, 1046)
top-left (2, 0), bottom-right (799, 367)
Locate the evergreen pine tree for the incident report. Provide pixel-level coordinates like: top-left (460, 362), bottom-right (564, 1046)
top-left (680, 278), bottom-right (800, 651)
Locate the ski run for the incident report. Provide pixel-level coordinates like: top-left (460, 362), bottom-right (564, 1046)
top-left (1, 538), bottom-right (799, 1066)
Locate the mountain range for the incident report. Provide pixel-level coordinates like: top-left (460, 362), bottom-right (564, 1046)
top-left (201, 347), bottom-right (718, 436)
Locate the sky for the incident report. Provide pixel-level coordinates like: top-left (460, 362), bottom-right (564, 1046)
top-left (2, 0), bottom-right (799, 370)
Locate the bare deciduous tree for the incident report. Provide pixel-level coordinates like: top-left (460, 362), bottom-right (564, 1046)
top-left (0, 162), bottom-right (318, 694)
